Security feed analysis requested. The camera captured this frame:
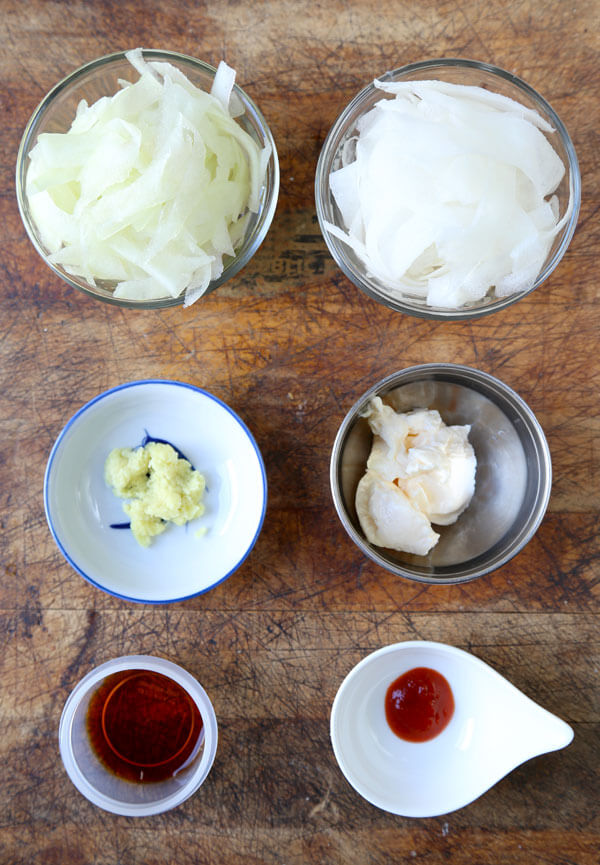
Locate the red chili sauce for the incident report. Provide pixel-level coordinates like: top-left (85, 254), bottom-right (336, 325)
top-left (86, 669), bottom-right (203, 783)
top-left (385, 667), bottom-right (454, 742)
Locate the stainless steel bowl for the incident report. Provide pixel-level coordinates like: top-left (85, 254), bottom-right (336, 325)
top-left (330, 364), bottom-right (551, 584)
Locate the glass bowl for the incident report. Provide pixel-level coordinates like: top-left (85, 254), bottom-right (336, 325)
top-left (59, 655), bottom-right (218, 815)
top-left (329, 364), bottom-right (552, 584)
top-left (16, 49), bottom-right (279, 308)
top-left (315, 58), bottom-right (580, 320)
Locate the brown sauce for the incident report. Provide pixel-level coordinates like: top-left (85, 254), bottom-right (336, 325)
top-left (86, 669), bottom-right (203, 783)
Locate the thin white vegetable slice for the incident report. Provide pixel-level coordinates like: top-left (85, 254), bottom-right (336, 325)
top-left (374, 78), bottom-right (557, 133)
top-left (210, 60), bottom-right (236, 113)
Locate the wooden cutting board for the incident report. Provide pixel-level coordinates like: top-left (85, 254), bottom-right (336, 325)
top-left (0, 1), bottom-right (598, 863)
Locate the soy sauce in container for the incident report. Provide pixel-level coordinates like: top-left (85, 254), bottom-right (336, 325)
top-left (86, 669), bottom-right (204, 783)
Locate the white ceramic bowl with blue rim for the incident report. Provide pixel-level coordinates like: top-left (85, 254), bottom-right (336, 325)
top-left (44, 379), bottom-right (267, 602)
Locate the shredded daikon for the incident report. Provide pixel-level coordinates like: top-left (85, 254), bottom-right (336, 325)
top-left (26, 48), bottom-right (271, 305)
top-left (325, 79), bottom-right (573, 308)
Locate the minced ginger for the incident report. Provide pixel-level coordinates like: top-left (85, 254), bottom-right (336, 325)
top-left (104, 441), bottom-right (205, 547)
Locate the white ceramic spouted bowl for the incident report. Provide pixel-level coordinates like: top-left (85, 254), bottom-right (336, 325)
top-left (330, 641), bottom-right (573, 818)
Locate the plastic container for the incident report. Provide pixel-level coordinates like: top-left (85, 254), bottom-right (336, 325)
top-left (59, 655), bottom-right (218, 815)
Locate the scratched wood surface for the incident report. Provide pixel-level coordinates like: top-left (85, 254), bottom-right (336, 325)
top-left (0, 0), bottom-right (598, 863)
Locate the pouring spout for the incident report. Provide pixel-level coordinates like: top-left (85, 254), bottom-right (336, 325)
top-left (494, 684), bottom-right (574, 771)
top-left (524, 703), bottom-right (574, 754)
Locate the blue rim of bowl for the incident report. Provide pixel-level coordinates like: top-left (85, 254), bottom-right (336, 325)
top-left (315, 57), bottom-right (581, 321)
top-left (44, 379), bottom-right (268, 603)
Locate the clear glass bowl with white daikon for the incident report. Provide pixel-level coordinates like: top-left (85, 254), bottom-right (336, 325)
top-left (315, 58), bottom-right (580, 319)
top-left (16, 49), bottom-right (279, 308)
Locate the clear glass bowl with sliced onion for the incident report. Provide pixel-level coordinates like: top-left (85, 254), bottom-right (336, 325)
top-left (16, 49), bottom-right (279, 308)
top-left (315, 58), bottom-right (580, 320)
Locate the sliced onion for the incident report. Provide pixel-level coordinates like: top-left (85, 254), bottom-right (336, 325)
top-left (26, 49), bottom-right (270, 305)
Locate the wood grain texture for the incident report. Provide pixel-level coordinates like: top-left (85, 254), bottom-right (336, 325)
top-left (0, 0), bottom-right (598, 862)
